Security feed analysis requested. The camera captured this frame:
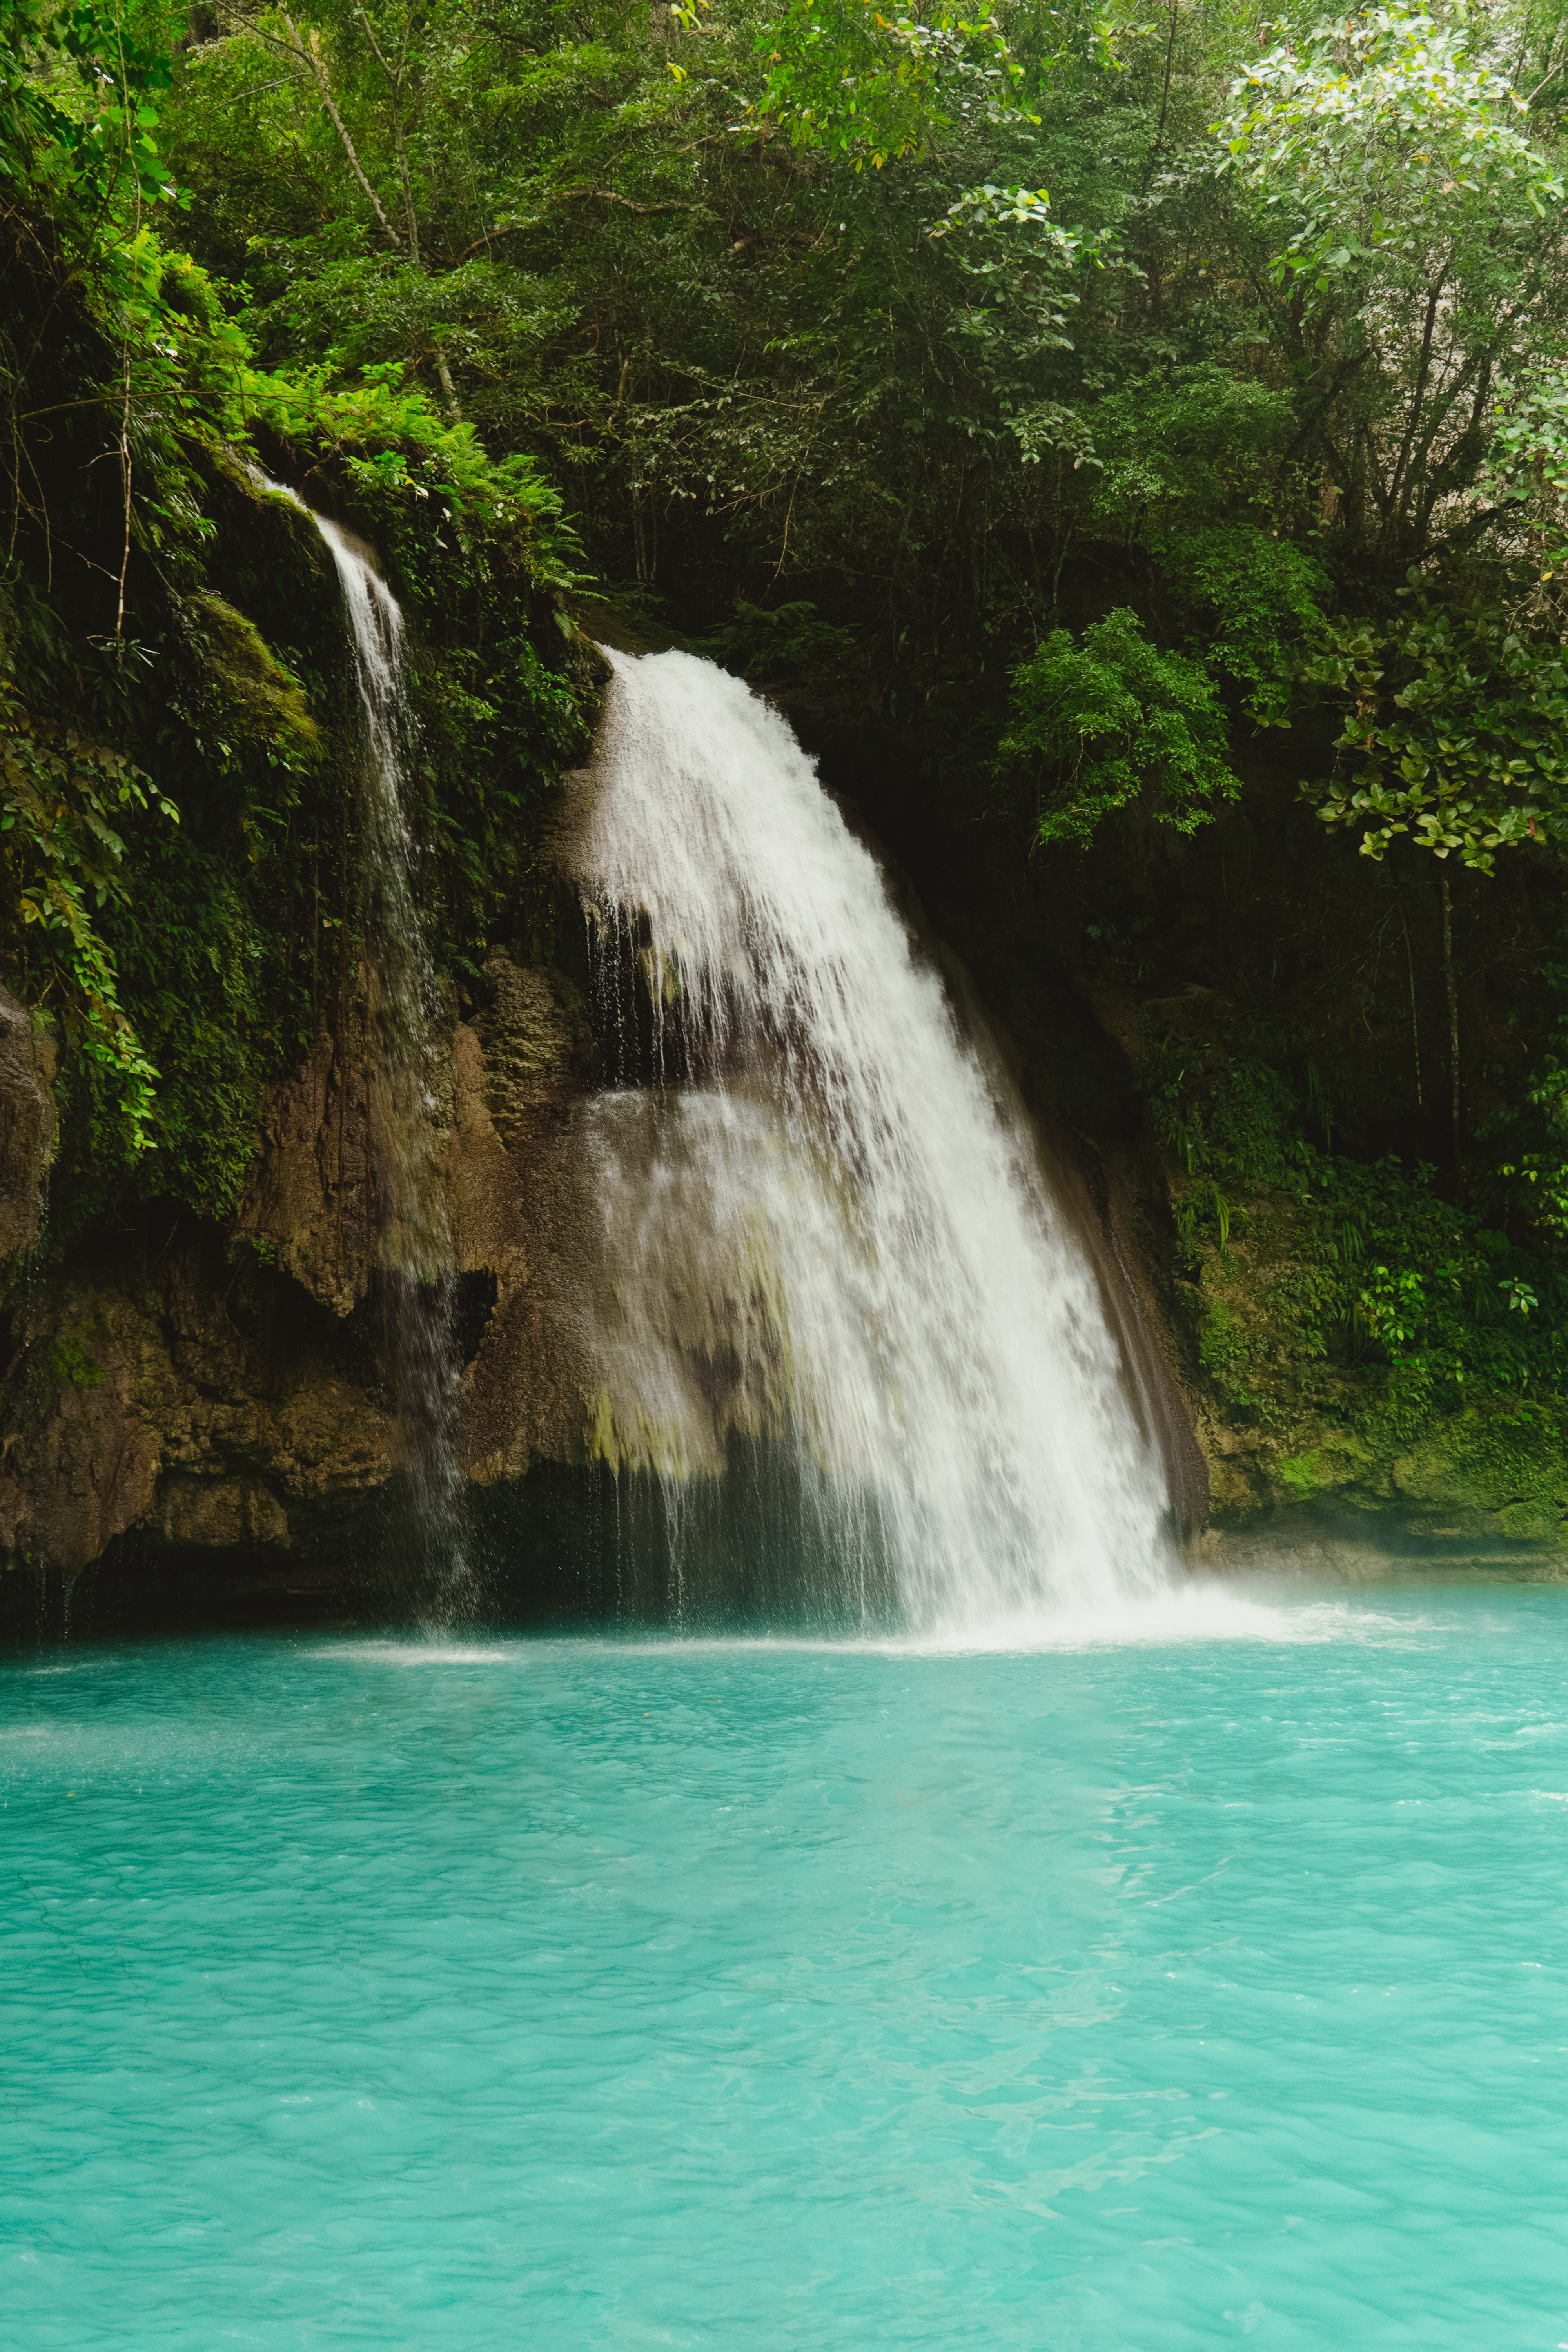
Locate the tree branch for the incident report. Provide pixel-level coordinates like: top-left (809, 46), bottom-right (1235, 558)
top-left (223, 4), bottom-right (401, 245)
top-left (550, 188), bottom-right (705, 217)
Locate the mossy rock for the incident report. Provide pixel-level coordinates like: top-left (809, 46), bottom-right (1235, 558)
top-left (194, 446), bottom-right (345, 683)
top-left (186, 591), bottom-right (319, 756)
top-left (1275, 1433), bottom-right (1378, 1503)
top-left (1172, 1177), bottom-right (1568, 1547)
top-left (1390, 1406), bottom-right (1568, 1546)
top-left (48, 1332), bottom-right (105, 1390)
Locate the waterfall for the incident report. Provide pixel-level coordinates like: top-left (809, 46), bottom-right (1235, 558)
top-left (565, 650), bottom-right (1173, 1633)
top-left (309, 513), bottom-right (467, 1611)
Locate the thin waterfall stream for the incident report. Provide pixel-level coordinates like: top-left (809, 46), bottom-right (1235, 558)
top-left (561, 649), bottom-right (1174, 1633)
top-left (308, 510), bottom-right (468, 1612)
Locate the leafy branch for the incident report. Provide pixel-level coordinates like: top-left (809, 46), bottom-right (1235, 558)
top-left (996, 608), bottom-right (1238, 852)
top-left (1, 689), bottom-right (178, 1151)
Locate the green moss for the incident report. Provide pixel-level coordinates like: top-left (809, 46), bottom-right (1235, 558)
top-left (1496, 1499), bottom-right (1568, 1543)
top-left (1198, 1296), bottom-right (1246, 1376)
top-left (1276, 1436), bottom-right (1374, 1500)
top-left (1390, 1405), bottom-right (1568, 1543)
top-left (187, 591), bottom-right (319, 757)
top-left (1131, 995), bottom-right (1568, 1541)
top-left (581, 1388), bottom-right (702, 1478)
top-left (583, 1388), bottom-right (617, 1470)
top-left (1276, 1448), bottom-right (1330, 1499)
top-left (1188, 1183), bottom-right (1568, 1538)
top-left (48, 1333), bottom-right (103, 1388)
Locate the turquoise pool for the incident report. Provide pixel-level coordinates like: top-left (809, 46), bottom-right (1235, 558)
top-left (4, 1577), bottom-right (1567, 2348)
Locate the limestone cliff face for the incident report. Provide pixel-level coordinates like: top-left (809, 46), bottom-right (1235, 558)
top-left (1075, 976), bottom-right (1568, 1560)
top-left (7, 926), bottom-right (1563, 1618)
top-left (0, 1229), bottom-right (394, 1586)
top-left (235, 1029), bottom-right (375, 1319)
top-left (0, 949), bottom-right (598, 1611)
top-left (1181, 1208), bottom-right (1568, 1553)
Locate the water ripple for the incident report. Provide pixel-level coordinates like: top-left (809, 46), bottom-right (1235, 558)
top-left (3, 1577), bottom-right (1567, 2348)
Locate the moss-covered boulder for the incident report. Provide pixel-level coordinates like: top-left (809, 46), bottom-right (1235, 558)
top-left (184, 590), bottom-right (319, 761)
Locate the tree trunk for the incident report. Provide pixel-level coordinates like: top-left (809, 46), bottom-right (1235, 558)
top-left (279, 13), bottom-right (400, 245)
top-left (433, 348), bottom-right (461, 419)
top-left (1400, 898), bottom-right (1423, 1110)
top-left (1441, 866), bottom-right (1461, 1192)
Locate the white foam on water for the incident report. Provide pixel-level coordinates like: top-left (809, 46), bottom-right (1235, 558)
top-left (320, 1643), bottom-right (528, 1667)
top-left (301, 1588), bottom-right (1436, 1665)
top-left (859, 1585), bottom-right (1437, 1653)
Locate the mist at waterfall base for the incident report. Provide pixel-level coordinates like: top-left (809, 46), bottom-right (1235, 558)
top-left (550, 650), bottom-right (1172, 1637)
top-left (8, 1581), bottom-right (1568, 2348)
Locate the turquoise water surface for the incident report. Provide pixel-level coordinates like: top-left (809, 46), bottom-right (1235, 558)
top-left (4, 1576), bottom-right (1568, 2349)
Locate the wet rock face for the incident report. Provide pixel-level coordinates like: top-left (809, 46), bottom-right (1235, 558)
top-left (231, 953), bottom-right (597, 1318)
top-left (1174, 1175), bottom-right (1568, 1555)
top-left (236, 1030), bottom-right (374, 1317)
top-left (0, 983), bottom-right (56, 1260)
top-left (11, 921), bottom-right (1563, 1616)
top-left (0, 1029), bottom-right (398, 1600)
top-left (0, 1299), bottom-right (160, 1576)
top-left (0, 956), bottom-right (599, 1612)
top-left (456, 954), bottom-right (604, 1487)
top-left (476, 951), bottom-right (596, 1150)
top-left (0, 1234), bottom-right (394, 1592)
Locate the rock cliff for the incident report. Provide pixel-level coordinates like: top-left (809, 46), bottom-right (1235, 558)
top-left (0, 948), bottom-right (601, 1622)
top-left (5, 923), bottom-right (1563, 1628)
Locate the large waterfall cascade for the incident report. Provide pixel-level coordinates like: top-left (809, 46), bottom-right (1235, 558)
top-left (569, 649), bottom-right (1174, 1632)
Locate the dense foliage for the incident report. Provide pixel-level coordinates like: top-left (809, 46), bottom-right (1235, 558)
top-left (9, 0), bottom-right (1568, 1486)
top-left (0, 0), bottom-right (587, 1221)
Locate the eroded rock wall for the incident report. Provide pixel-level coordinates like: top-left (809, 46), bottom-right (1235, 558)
top-left (8, 916), bottom-right (1561, 1627)
top-left (0, 948), bottom-right (600, 1619)
top-left (0, 1230), bottom-right (393, 1588)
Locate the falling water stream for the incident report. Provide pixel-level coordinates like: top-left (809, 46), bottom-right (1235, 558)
top-left (565, 650), bottom-right (1173, 1633)
top-left (308, 510), bottom-right (467, 1609)
top-left (238, 510), bottom-right (1171, 1627)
